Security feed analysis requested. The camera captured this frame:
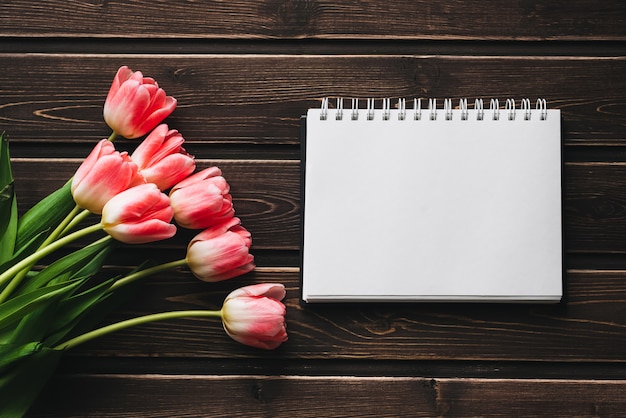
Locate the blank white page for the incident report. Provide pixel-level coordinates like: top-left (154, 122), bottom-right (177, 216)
top-left (301, 102), bottom-right (562, 303)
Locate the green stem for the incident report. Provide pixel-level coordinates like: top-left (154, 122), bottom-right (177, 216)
top-left (0, 223), bottom-right (104, 295)
top-left (0, 205), bottom-right (83, 302)
top-left (60, 208), bottom-right (92, 238)
top-left (108, 132), bottom-right (118, 142)
top-left (40, 204), bottom-right (82, 248)
top-left (0, 234), bottom-right (112, 303)
top-left (54, 310), bottom-right (222, 351)
top-left (0, 269), bottom-right (30, 304)
top-left (109, 258), bottom-right (188, 291)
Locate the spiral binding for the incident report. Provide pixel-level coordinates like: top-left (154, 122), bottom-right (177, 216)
top-left (319, 98), bottom-right (549, 121)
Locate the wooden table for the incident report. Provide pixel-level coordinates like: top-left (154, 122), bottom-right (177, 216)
top-left (2, 1), bottom-right (626, 416)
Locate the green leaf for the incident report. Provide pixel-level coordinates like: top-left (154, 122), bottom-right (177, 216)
top-left (0, 342), bottom-right (63, 417)
top-left (9, 274), bottom-right (128, 348)
top-left (6, 239), bottom-right (113, 342)
top-left (50, 265), bottom-right (145, 346)
top-left (0, 230), bottom-right (47, 278)
top-left (0, 132), bottom-right (12, 189)
top-left (0, 341), bottom-right (40, 371)
top-left (7, 274), bottom-right (71, 345)
top-left (42, 276), bottom-right (118, 346)
top-left (17, 237), bottom-right (113, 294)
top-left (9, 239), bottom-right (113, 344)
top-left (0, 194), bottom-right (17, 266)
top-left (16, 179), bottom-right (77, 252)
top-left (0, 279), bottom-right (83, 331)
top-left (0, 132), bottom-right (18, 265)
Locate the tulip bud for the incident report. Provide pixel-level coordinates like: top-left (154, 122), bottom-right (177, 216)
top-left (71, 139), bottom-right (145, 214)
top-left (221, 283), bottom-right (288, 350)
top-left (103, 66), bottom-right (177, 139)
top-left (131, 124), bottom-right (196, 190)
top-left (101, 183), bottom-right (176, 244)
top-left (169, 166), bottom-right (234, 229)
top-left (186, 217), bottom-right (254, 282)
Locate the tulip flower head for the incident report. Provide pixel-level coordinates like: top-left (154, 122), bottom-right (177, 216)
top-left (221, 283), bottom-right (288, 350)
top-left (101, 183), bottom-right (176, 244)
top-left (186, 217), bottom-right (255, 282)
top-left (169, 166), bottom-right (234, 229)
top-left (131, 124), bottom-right (196, 190)
top-left (103, 66), bottom-right (177, 139)
top-left (71, 139), bottom-right (145, 214)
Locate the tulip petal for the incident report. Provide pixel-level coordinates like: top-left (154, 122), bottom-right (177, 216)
top-left (71, 147), bottom-right (139, 214)
top-left (171, 166), bottom-right (222, 192)
top-left (221, 284), bottom-right (288, 350)
top-left (130, 123), bottom-right (194, 190)
top-left (131, 124), bottom-right (170, 168)
top-left (104, 219), bottom-right (176, 244)
top-left (103, 66), bottom-right (177, 139)
top-left (105, 66), bottom-right (133, 104)
top-left (101, 183), bottom-right (176, 244)
top-left (71, 139), bottom-right (113, 190)
top-left (135, 97), bottom-right (177, 138)
top-left (140, 155), bottom-right (196, 191)
top-left (226, 283), bottom-right (286, 301)
top-left (170, 173), bottom-right (233, 229)
top-left (119, 87), bottom-right (152, 137)
top-left (102, 184), bottom-right (161, 223)
top-left (185, 218), bottom-right (256, 282)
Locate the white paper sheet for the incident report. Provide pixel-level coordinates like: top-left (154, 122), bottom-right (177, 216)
top-left (301, 104), bottom-right (562, 302)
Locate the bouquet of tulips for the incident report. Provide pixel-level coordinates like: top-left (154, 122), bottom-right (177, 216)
top-left (0, 66), bottom-right (288, 416)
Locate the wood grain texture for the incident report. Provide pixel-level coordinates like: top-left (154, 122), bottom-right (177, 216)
top-left (11, 159), bottom-right (626, 253)
top-left (2, 1), bottom-right (626, 416)
top-left (11, 158), bottom-right (301, 250)
top-left (28, 375), bottom-right (626, 417)
top-left (1, 0), bottom-right (625, 41)
top-left (45, 269), bottom-right (626, 362)
top-left (1, 55), bottom-right (625, 148)
top-left (565, 163), bottom-right (626, 253)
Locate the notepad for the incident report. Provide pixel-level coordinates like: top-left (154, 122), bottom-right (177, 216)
top-left (301, 98), bottom-right (562, 303)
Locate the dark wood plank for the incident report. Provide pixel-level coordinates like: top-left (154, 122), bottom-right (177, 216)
top-left (47, 269), bottom-right (626, 362)
top-left (565, 162), bottom-right (626, 253)
top-left (1, 1), bottom-right (625, 41)
top-left (11, 159), bottom-right (626, 254)
top-left (1, 55), bottom-right (625, 149)
top-left (11, 158), bottom-right (301, 250)
top-left (0, 2), bottom-right (622, 418)
top-left (28, 374), bottom-right (626, 417)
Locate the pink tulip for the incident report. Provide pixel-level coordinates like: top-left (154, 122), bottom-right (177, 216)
top-left (101, 183), bottom-right (176, 244)
top-left (186, 217), bottom-right (255, 282)
top-left (71, 139), bottom-right (145, 214)
top-left (221, 283), bottom-right (288, 350)
top-left (169, 166), bottom-right (234, 229)
top-left (103, 66), bottom-right (177, 139)
top-left (131, 124), bottom-right (196, 190)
